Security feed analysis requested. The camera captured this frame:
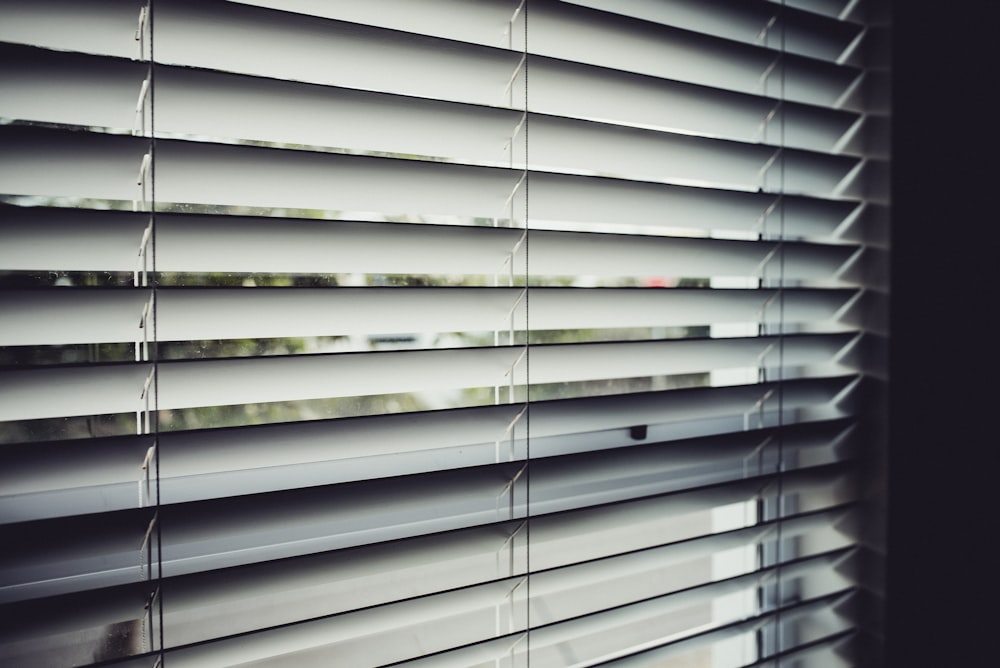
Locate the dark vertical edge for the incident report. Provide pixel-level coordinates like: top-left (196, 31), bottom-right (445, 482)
top-left (889, 1), bottom-right (999, 665)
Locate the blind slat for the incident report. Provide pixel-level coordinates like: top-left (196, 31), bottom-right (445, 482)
top-left (231, 0), bottom-right (865, 66)
top-left (2, 288), bottom-right (860, 346)
top-left (10, 508), bottom-right (848, 659)
top-left (1, 458), bottom-right (855, 604)
top-left (157, 552), bottom-right (855, 668)
top-left (2, 415), bottom-right (857, 523)
top-left (0, 205), bottom-right (862, 279)
top-left (563, 0), bottom-right (863, 63)
top-left (0, 41), bottom-right (866, 159)
top-left (1, 50), bottom-right (863, 199)
top-left (1, 349), bottom-right (860, 423)
top-left (0, 0), bottom-right (141, 60)
top-left (514, 557), bottom-right (856, 668)
top-left (1, 126), bottom-right (861, 237)
top-left (601, 592), bottom-right (856, 667)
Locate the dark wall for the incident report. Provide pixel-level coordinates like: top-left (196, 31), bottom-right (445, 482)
top-left (889, 2), bottom-right (999, 664)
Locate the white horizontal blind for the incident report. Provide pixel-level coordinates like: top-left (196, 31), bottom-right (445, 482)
top-left (0, 1), bottom-right (888, 666)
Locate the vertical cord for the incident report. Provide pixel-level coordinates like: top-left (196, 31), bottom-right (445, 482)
top-left (521, 4), bottom-right (530, 665)
top-left (773, 1), bottom-right (787, 663)
top-left (758, 6), bottom-right (788, 663)
top-left (148, 1), bottom-right (165, 663)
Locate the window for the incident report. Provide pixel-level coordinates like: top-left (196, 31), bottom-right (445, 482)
top-left (0, 1), bottom-right (889, 665)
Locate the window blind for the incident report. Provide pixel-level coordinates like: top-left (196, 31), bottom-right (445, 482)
top-left (0, 0), bottom-right (889, 666)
